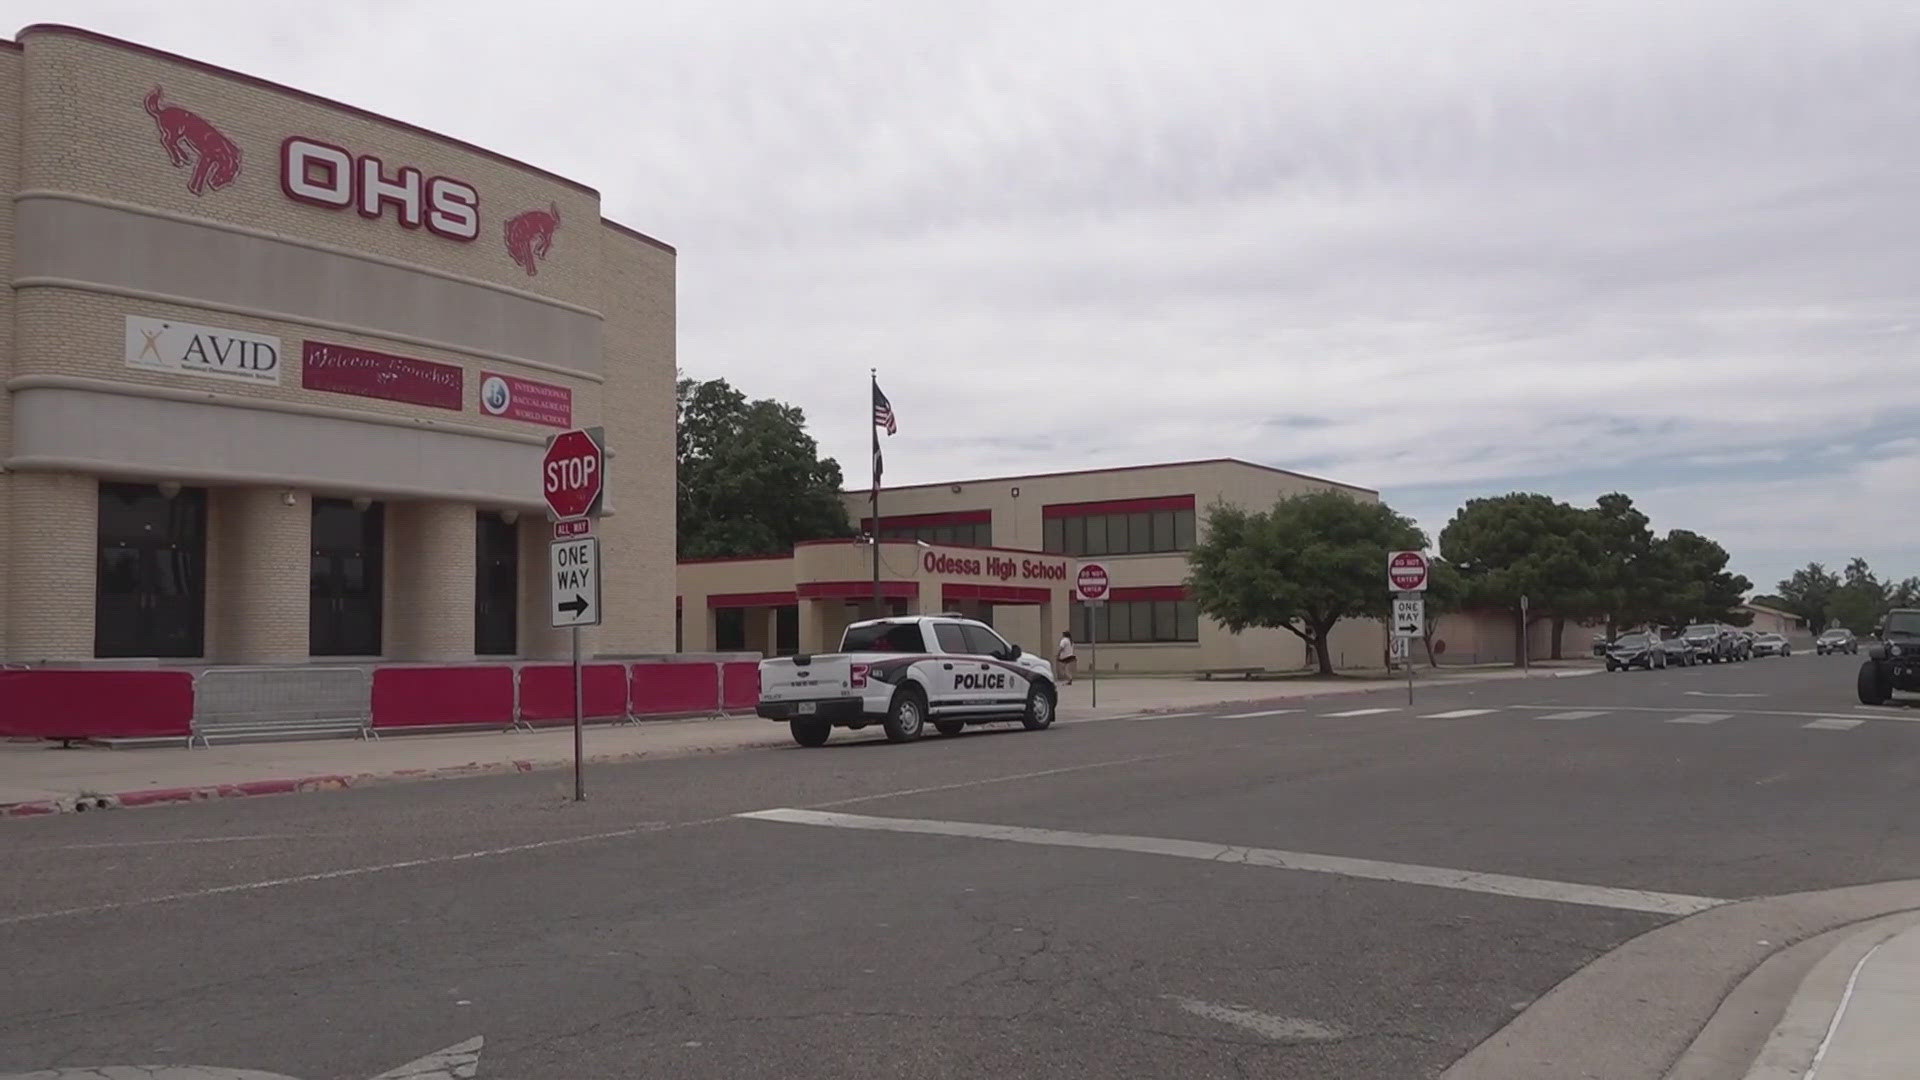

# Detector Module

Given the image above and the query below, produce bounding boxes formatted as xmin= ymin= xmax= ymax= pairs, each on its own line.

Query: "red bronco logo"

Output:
xmin=144 ymin=87 xmax=242 ymax=196
xmin=504 ymin=203 xmax=560 ymax=276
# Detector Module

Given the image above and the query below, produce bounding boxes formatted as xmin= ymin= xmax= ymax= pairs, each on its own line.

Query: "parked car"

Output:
xmin=1606 ymin=632 xmax=1668 ymax=672
xmin=1817 ymin=628 xmax=1858 ymax=655
xmin=1658 ymin=634 xmax=1698 ymax=667
xmin=1857 ymin=609 xmax=1920 ymax=705
xmin=1681 ymin=623 xmax=1738 ymax=664
xmin=1750 ymin=632 xmax=1791 ymax=657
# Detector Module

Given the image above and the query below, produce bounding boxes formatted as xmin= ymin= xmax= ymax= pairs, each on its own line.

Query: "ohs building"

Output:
xmin=0 ymin=26 xmax=675 ymax=668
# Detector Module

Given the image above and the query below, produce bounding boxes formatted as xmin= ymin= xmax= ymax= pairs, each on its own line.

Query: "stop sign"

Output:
xmin=1075 ymin=562 xmax=1111 ymax=603
xmin=1387 ymin=550 xmax=1428 ymax=592
xmin=542 ymin=428 xmax=604 ymax=520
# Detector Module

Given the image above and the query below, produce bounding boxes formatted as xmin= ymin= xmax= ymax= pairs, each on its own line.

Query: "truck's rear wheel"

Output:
xmin=935 ymin=720 xmax=966 ymax=736
xmin=790 ymin=718 xmax=832 ymax=747
xmin=884 ymin=688 xmax=926 ymax=743
xmin=1022 ymin=684 xmax=1057 ymax=731
xmin=1859 ymin=661 xmax=1892 ymax=706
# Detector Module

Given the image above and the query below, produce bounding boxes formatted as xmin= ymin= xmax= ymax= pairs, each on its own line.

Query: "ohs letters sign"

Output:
xmin=280 ymin=136 xmax=480 ymax=242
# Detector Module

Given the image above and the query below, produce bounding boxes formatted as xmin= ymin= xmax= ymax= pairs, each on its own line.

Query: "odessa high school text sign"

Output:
xmin=922 ymin=550 xmax=1069 ymax=583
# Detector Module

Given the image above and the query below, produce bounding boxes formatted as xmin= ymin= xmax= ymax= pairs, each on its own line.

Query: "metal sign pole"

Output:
xmin=1091 ymin=607 xmax=1099 ymax=709
xmin=572 ymin=625 xmax=584 ymax=802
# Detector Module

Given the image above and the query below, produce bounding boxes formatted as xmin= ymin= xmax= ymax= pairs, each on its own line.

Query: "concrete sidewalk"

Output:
xmin=0 ymin=666 xmax=1585 ymax=817
xmin=1745 ymin=919 xmax=1920 ymax=1079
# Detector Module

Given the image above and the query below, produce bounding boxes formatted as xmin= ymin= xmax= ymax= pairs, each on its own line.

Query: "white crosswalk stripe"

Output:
xmin=1323 ymin=707 xmax=1400 ymax=717
xmin=1537 ymin=710 xmax=1608 ymax=720
xmin=1420 ymin=709 xmax=1497 ymax=719
xmin=1666 ymin=713 xmax=1731 ymax=725
xmin=1219 ymin=709 xmax=1302 ymax=719
xmin=1804 ymin=718 xmax=1867 ymax=731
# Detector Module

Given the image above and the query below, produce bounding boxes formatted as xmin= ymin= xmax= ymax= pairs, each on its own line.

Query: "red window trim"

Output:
xmin=1042 ymin=495 xmax=1195 ymax=519
xmin=707 ymin=591 xmax=798 ymax=609
xmin=942 ymin=583 xmax=1052 ymax=605
xmin=862 ymin=509 xmax=991 ymax=531
xmin=796 ymin=580 xmax=920 ymax=600
xmin=1105 ymin=585 xmax=1189 ymax=602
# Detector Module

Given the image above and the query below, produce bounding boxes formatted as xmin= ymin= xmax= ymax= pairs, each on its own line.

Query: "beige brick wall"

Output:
xmin=385 ymin=500 xmax=476 ymax=662
xmin=516 ymin=514 xmax=570 ymax=660
xmin=6 ymin=472 xmax=97 ymax=659
xmin=0 ymin=45 xmax=21 ymax=656
xmin=19 ymin=28 xmax=607 ymax=307
xmin=204 ymin=486 xmax=309 ymax=663
xmin=593 ymin=230 xmax=676 ymax=657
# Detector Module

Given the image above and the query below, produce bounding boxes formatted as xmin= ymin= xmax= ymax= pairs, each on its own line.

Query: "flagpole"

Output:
xmin=871 ymin=368 xmax=881 ymax=618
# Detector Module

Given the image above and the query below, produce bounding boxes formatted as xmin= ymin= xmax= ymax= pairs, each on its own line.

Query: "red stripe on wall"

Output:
xmin=707 ymin=591 xmax=798 ymax=608
xmin=797 ymin=580 xmax=920 ymax=600
xmin=861 ymin=509 xmax=991 ymax=530
xmin=943 ymin=583 xmax=1052 ymax=605
xmin=1042 ymin=494 xmax=1195 ymax=518
xmin=1107 ymin=585 xmax=1189 ymax=602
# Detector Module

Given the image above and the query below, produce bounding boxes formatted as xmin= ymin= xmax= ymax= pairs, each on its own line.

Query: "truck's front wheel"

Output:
xmin=790 ymin=718 xmax=832 ymax=747
xmin=1859 ymin=661 xmax=1892 ymax=706
xmin=884 ymin=688 xmax=927 ymax=743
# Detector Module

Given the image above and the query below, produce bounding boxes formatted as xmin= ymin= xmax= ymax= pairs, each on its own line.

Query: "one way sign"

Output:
xmin=1392 ymin=597 xmax=1424 ymax=638
xmin=549 ymin=537 xmax=601 ymax=628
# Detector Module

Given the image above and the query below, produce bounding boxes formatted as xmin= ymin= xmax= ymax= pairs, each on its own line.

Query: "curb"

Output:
xmin=0 ymin=734 xmax=795 ymax=820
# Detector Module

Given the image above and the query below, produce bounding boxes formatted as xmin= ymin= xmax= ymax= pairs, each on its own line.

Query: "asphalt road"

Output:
xmin=3 ymin=650 xmax=1915 ymax=1079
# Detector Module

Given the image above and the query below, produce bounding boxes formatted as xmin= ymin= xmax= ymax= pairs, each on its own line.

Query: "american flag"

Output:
xmin=872 ymin=383 xmax=898 ymax=436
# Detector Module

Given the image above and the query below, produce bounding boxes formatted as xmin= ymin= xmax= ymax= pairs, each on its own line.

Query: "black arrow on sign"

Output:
xmin=559 ymin=595 xmax=590 ymax=617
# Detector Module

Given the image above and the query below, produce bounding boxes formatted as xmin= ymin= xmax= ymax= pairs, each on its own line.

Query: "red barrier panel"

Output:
xmin=630 ymin=662 xmax=721 ymax=717
xmin=518 ymin=663 xmax=627 ymax=722
xmin=0 ymin=670 xmax=193 ymax=740
xmin=722 ymin=662 xmax=760 ymax=711
xmin=372 ymin=666 xmax=515 ymax=729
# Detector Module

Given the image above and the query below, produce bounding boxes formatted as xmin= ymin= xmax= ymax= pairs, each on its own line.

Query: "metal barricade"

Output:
xmin=190 ymin=666 xmax=373 ymax=747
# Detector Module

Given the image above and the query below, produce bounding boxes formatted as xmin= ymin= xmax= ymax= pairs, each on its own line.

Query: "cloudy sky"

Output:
xmin=24 ymin=0 xmax=1919 ymax=591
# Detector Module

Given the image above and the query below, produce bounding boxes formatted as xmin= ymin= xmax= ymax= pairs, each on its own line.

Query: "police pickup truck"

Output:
xmin=756 ymin=615 xmax=1059 ymax=747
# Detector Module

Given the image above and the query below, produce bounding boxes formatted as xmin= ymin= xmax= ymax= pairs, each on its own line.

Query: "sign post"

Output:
xmin=1075 ymin=562 xmax=1111 ymax=708
xmin=1520 ymin=593 xmax=1530 ymax=676
xmin=543 ymin=427 xmax=606 ymax=802
xmin=1387 ymin=552 xmax=1429 ymax=706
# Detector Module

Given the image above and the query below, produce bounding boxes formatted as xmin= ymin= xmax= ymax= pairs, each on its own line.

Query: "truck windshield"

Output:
xmin=1884 ymin=612 xmax=1920 ymax=637
xmin=840 ymin=622 xmax=927 ymax=653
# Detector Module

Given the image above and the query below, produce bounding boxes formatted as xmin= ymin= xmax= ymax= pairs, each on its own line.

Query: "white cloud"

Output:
xmin=17 ymin=0 xmax=1920 ymax=587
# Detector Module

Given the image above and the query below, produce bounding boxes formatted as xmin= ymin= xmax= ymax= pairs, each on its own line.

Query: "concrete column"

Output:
xmin=386 ymin=501 xmax=477 ymax=662
xmin=517 ymin=515 xmax=569 ymax=660
xmin=5 ymin=472 xmax=96 ymax=661
xmin=205 ymin=488 xmax=310 ymax=663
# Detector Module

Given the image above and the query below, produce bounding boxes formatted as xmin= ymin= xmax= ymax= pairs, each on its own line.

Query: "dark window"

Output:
xmin=1069 ymin=599 xmax=1200 ymax=643
xmin=961 ymin=624 xmax=1010 ymax=656
xmin=934 ymin=624 xmax=970 ymax=653
xmin=474 ymin=513 xmax=518 ymax=656
xmin=95 ymin=482 xmax=206 ymax=658
xmin=842 ymin=621 xmax=928 ymax=653
xmin=714 ymin=607 xmax=747 ymax=651
xmin=775 ymin=605 xmax=799 ymax=655
xmin=1042 ymin=501 xmax=1197 ymax=557
xmin=310 ymin=499 xmax=384 ymax=656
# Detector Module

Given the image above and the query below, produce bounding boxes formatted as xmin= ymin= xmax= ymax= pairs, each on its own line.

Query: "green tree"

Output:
xmin=1776 ymin=563 xmax=1841 ymax=634
xmin=676 ymin=376 xmax=853 ymax=559
xmin=1438 ymin=493 xmax=1603 ymax=663
xmin=1186 ymin=492 xmax=1425 ymax=675
xmin=1830 ymin=557 xmax=1891 ymax=635
xmin=1417 ymin=557 xmax=1465 ymax=668
xmin=1891 ymin=577 xmax=1920 ymax=610
xmin=1588 ymin=492 xmax=1656 ymax=637
xmin=1643 ymin=530 xmax=1753 ymax=627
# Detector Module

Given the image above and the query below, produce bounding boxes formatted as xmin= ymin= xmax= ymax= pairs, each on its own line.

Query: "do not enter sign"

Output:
xmin=1076 ymin=562 xmax=1111 ymax=603
xmin=542 ymin=427 xmax=605 ymax=520
xmin=1388 ymin=550 xmax=1428 ymax=592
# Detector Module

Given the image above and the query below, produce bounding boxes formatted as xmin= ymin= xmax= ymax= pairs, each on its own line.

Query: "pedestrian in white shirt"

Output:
xmin=1056 ymin=631 xmax=1077 ymax=685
